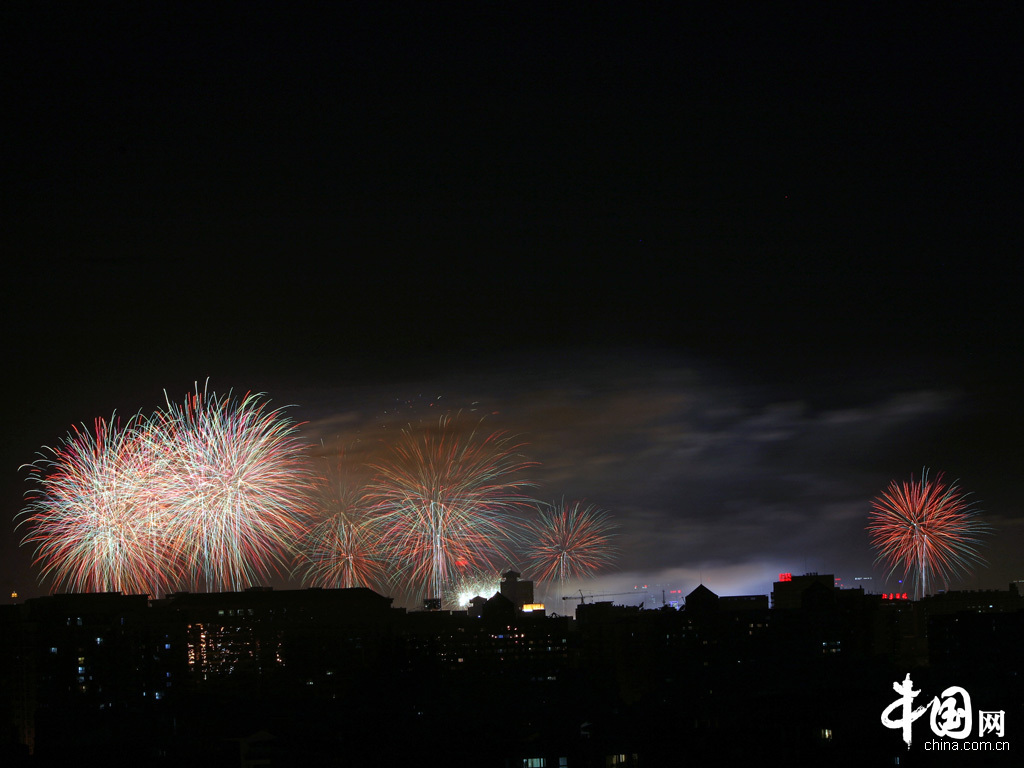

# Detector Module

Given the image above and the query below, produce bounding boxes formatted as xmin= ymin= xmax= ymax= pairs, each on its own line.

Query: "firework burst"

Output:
xmin=19 ymin=414 xmax=177 ymax=595
xmin=524 ymin=500 xmax=618 ymax=589
xmin=367 ymin=416 xmax=533 ymax=603
xmin=19 ymin=386 xmax=313 ymax=596
xmin=155 ymin=388 xmax=313 ymax=592
xmin=868 ymin=469 xmax=990 ymax=599
xmin=297 ymin=512 xmax=389 ymax=590
xmin=295 ymin=457 xmax=388 ymax=590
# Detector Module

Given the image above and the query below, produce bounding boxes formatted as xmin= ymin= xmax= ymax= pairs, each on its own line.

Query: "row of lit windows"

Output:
xmin=522 ymin=756 xmax=634 ymax=767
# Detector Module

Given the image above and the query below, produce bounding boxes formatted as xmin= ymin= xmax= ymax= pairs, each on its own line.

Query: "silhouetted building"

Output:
xmin=499 ymin=570 xmax=534 ymax=609
xmin=467 ymin=594 xmax=489 ymax=618
xmin=4 ymin=577 xmax=1020 ymax=766
xmin=771 ymin=572 xmax=837 ymax=609
xmin=683 ymin=583 xmax=718 ymax=614
xmin=920 ymin=582 xmax=1023 ymax=616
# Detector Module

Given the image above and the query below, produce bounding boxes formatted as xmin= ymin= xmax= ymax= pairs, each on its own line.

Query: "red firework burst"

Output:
xmin=868 ymin=469 xmax=990 ymax=599
xmin=295 ymin=457 xmax=389 ymax=591
xmin=524 ymin=500 xmax=618 ymax=588
xmin=366 ymin=415 xmax=534 ymax=602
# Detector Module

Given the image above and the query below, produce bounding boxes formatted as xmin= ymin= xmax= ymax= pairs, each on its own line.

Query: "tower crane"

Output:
xmin=561 ymin=590 xmax=644 ymax=605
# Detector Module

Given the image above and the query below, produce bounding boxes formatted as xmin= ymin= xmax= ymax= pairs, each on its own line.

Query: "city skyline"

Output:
xmin=4 ymin=569 xmax=1020 ymax=764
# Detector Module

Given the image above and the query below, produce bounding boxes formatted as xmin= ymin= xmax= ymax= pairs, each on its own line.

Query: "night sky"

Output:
xmin=4 ymin=4 xmax=1022 ymax=605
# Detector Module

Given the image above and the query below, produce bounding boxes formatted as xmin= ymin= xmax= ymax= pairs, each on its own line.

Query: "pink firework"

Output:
xmin=19 ymin=414 xmax=177 ymax=595
xmin=155 ymin=387 xmax=314 ymax=593
xmin=20 ymin=387 xmax=314 ymax=596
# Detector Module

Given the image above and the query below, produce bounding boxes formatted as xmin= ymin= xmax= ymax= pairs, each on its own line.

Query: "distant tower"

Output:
xmin=500 ymin=570 xmax=534 ymax=609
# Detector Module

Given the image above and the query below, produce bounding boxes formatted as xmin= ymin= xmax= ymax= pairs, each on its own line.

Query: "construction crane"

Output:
xmin=562 ymin=590 xmax=644 ymax=605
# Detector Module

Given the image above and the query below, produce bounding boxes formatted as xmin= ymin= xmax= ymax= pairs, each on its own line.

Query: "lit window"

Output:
xmin=523 ymin=759 xmax=545 ymax=768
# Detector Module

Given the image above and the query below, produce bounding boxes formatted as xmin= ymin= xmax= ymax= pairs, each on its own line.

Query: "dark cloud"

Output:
xmin=287 ymin=349 xmax=1013 ymax=604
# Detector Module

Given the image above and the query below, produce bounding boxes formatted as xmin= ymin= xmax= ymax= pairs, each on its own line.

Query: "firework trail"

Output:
xmin=367 ymin=415 xmax=533 ymax=603
xmin=524 ymin=500 xmax=618 ymax=590
xmin=19 ymin=414 xmax=177 ymax=595
xmin=295 ymin=456 xmax=389 ymax=590
xmin=155 ymin=387 xmax=313 ymax=593
xmin=868 ymin=469 xmax=990 ymax=600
